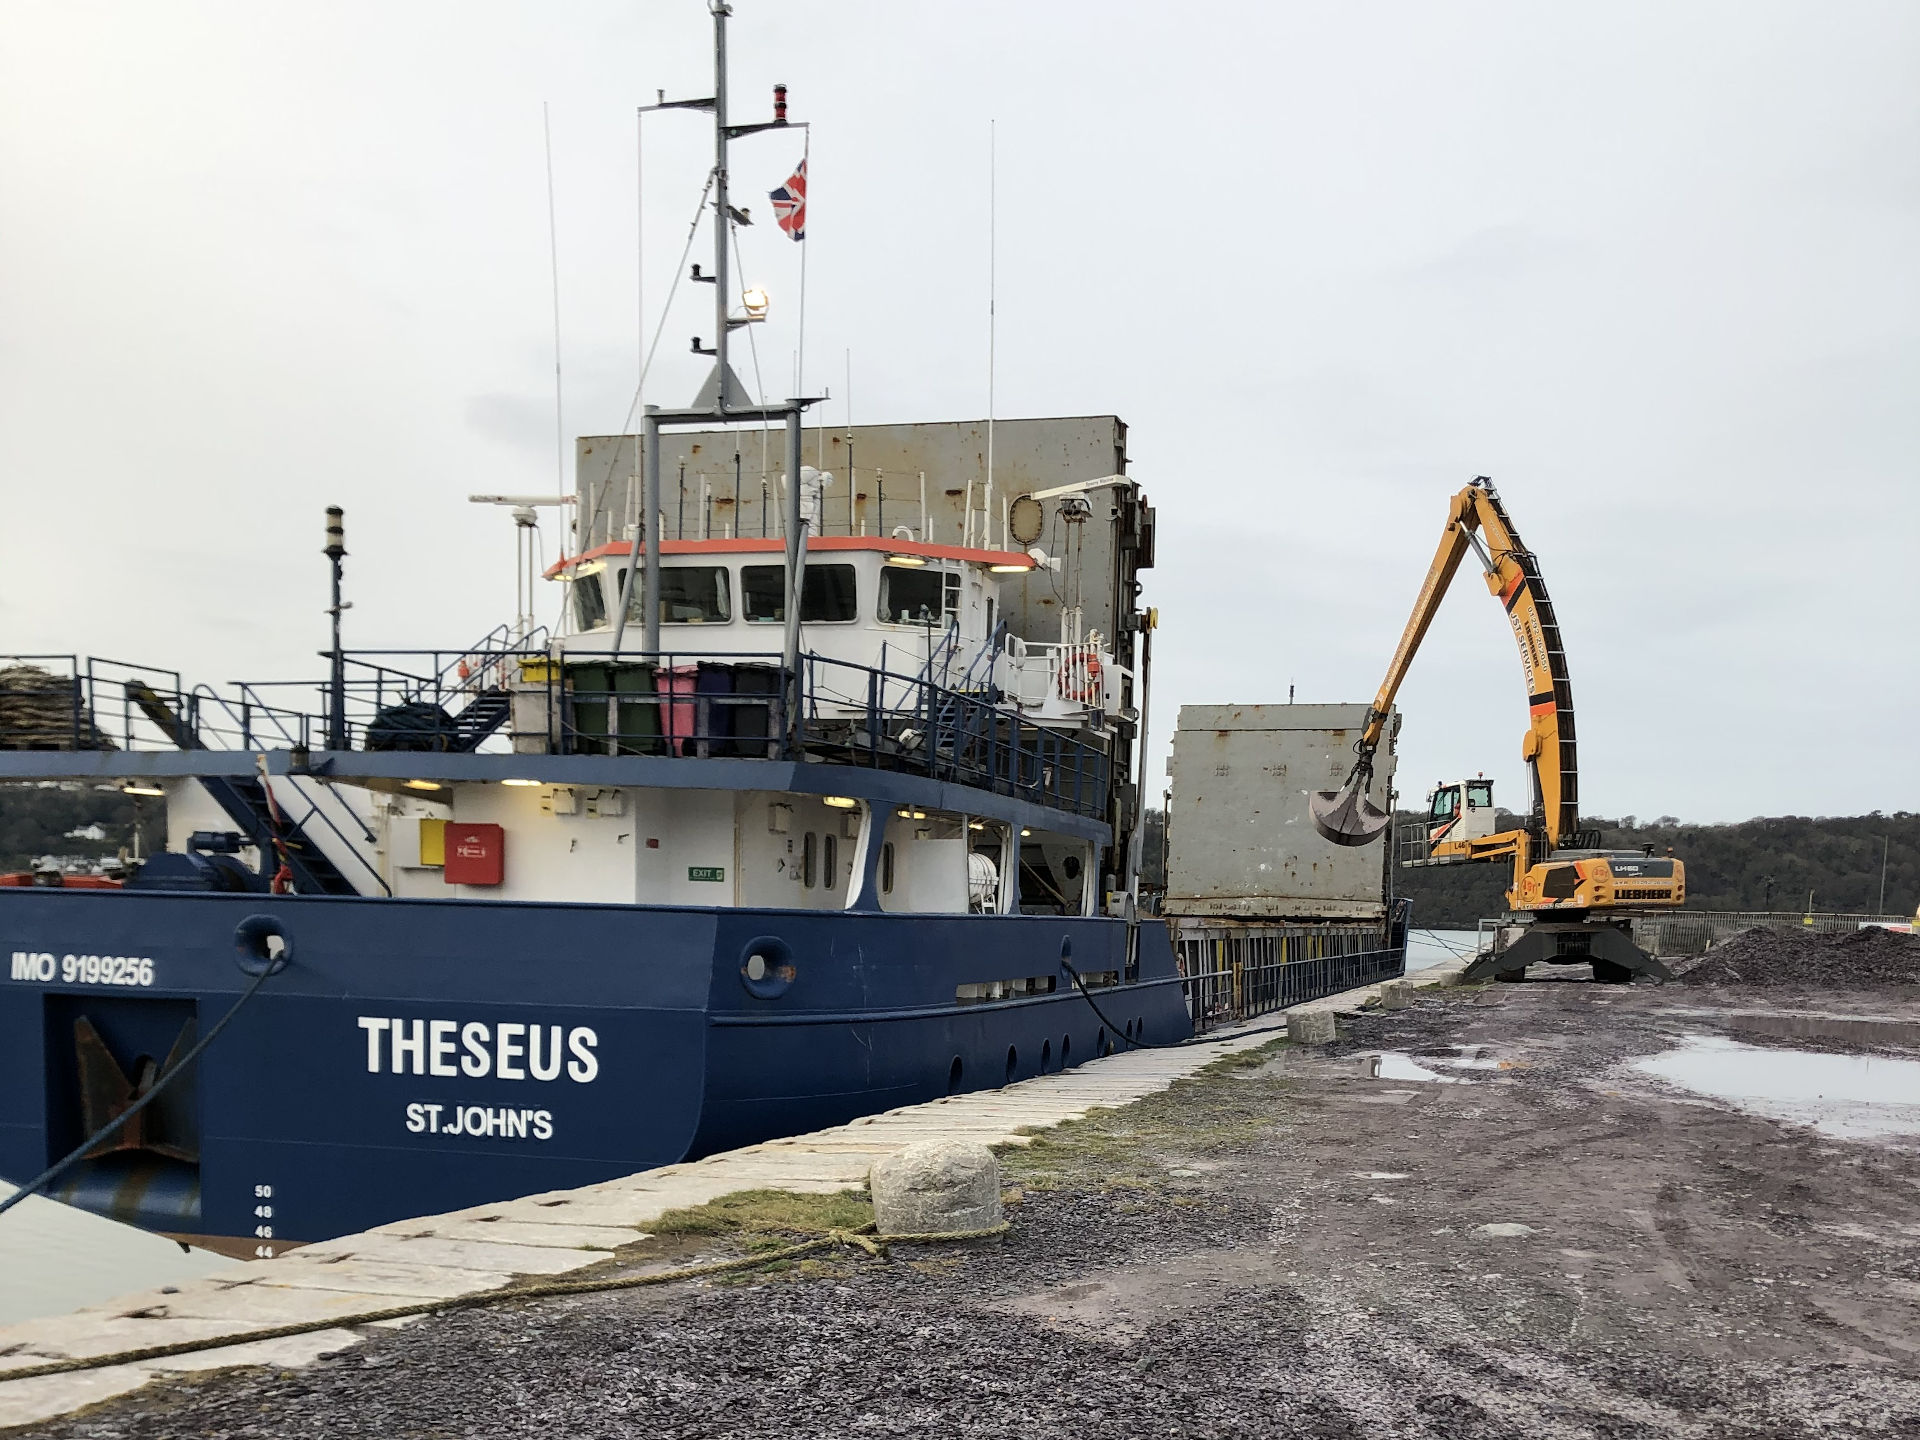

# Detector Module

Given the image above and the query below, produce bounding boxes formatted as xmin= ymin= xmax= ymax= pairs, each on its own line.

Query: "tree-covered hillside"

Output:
xmin=0 ymin=782 xmax=165 ymax=871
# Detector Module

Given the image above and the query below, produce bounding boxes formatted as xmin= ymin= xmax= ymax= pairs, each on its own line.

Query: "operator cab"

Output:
xmin=1426 ymin=776 xmax=1497 ymax=846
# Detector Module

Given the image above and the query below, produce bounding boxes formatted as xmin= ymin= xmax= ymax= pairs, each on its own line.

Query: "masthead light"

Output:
xmin=740 ymin=286 xmax=770 ymax=319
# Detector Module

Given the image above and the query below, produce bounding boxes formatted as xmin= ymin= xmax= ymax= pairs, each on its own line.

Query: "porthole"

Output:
xmin=1004 ymin=1045 xmax=1018 ymax=1086
xmin=1060 ymin=1034 xmax=1072 ymax=1068
xmin=823 ymin=833 xmax=837 ymax=890
xmin=1040 ymin=1038 xmax=1052 ymax=1072
xmin=802 ymin=832 xmax=818 ymax=889
xmin=947 ymin=1055 xmax=963 ymax=1095
xmin=1063 ymin=854 xmax=1082 ymax=880
xmin=1097 ymin=1026 xmax=1110 ymax=1057
xmin=881 ymin=841 xmax=895 ymax=894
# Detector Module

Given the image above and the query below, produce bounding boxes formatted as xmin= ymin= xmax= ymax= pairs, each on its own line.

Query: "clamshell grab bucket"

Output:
xmin=1309 ymin=778 xmax=1391 ymax=847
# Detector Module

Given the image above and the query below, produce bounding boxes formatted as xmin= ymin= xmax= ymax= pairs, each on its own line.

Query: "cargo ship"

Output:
xmin=0 ymin=4 xmax=1403 ymax=1256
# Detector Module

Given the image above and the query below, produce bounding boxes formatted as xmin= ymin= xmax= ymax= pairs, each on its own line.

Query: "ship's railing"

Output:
xmin=557 ymin=649 xmax=1111 ymax=820
xmin=0 ymin=655 xmax=321 ymax=754
xmin=1171 ymin=906 xmax=1410 ymax=1034
xmin=2 ymin=647 xmax=1114 ymax=821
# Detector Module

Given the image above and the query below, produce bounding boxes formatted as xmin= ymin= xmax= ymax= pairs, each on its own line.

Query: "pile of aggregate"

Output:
xmin=1678 ymin=924 xmax=1920 ymax=989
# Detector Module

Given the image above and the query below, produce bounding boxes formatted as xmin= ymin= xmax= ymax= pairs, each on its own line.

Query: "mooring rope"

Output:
xmin=1058 ymin=957 xmax=1180 ymax=1052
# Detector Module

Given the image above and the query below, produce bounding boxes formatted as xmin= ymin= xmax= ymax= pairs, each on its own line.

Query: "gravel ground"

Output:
xmin=20 ymin=978 xmax=1920 ymax=1439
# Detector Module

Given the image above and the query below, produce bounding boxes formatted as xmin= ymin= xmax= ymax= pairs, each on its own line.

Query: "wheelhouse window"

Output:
xmin=741 ymin=563 xmax=858 ymax=624
xmin=878 ymin=566 xmax=946 ymax=625
xmin=571 ymin=568 xmax=608 ymax=631
xmin=621 ymin=566 xmax=731 ymax=624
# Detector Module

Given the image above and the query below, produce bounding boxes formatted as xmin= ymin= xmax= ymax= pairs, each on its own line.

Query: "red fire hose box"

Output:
xmin=443 ymin=822 xmax=505 ymax=886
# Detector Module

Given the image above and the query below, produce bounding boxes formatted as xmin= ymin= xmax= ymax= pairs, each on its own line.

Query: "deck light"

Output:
xmin=404 ymin=779 xmax=444 ymax=792
xmin=740 ymin=286 xmax=770 ymax=319
xmin=121 ymin=783 xmax=166 ymax=798
xmin=967 ymin=821 xmax=985 ymax=831
xmin=502 ymin=778 xmax=540 ymax=787
xmin=822 ymin=796 xmax=858 ymax=809
xmin=988 ymin=562 xmax=1031 ymax=573
xmin=885 ymin=553 xmax=927 ymax=567
xmin=1020 ymin=828 xmax=1033 ymax=837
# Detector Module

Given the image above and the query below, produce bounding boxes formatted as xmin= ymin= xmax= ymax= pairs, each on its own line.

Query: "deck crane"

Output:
xmin=1310 ymin=477 xmax=1684 ymax=983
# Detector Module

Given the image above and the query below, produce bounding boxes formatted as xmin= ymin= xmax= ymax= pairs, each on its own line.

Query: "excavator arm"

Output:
xmin=1312 ymin=476 xmax=1579 ymax=849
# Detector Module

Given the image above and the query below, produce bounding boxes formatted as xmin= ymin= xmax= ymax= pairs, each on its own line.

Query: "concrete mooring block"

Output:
xmin=1289 ymin=1009 xmax=1337 ymax=1046
xmin=1377 ymin=980 xmax=1413 ymax=1010
xmin=869 ymin=1139 xmax=1003 ymax=1238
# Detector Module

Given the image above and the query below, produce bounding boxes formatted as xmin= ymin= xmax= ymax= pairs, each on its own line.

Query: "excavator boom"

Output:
xmin=1311 ymin=477 xmax=1578 ymax=849
xmin=1311 ymin=475 xmax=1682 ymax=985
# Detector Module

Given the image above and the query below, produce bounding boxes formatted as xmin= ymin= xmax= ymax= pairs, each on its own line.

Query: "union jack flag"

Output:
xmin=769 ymin=158 xmax=806 ymax=241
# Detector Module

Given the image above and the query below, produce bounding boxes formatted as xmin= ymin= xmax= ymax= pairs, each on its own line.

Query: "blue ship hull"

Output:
xmin=0 ymin=889 xmax=1191 ymax=1248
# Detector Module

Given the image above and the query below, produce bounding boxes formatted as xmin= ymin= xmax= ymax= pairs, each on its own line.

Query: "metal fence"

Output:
xmin=1172 ymin=913 xmax=1408 ymax=1034
xmin=1631 ymin=910 xmax=1911 ymax=958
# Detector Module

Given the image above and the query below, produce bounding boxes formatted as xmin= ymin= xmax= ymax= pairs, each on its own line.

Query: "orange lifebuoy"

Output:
xmin=1058 ymin=652 xmax=1102 ymax=704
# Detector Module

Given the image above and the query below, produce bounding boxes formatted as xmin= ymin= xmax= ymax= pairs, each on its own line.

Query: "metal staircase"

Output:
xmin=125 ymin=681 xmax=365 ymax=896
xmin=446 ymin=688 xmax=512 ymax=752
xmin=196 ymin=775 xmax=360 ymax=895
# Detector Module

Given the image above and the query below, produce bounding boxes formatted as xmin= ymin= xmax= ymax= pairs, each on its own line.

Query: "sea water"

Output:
xmin=0 ymin=1183 xmax=232 ymax=1326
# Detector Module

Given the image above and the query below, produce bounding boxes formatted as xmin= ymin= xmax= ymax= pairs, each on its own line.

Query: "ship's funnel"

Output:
xmin=1310 ymin=776 xmax=1391 ymax=847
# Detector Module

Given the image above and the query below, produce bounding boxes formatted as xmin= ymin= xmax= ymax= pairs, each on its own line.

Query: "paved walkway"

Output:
xmin=0 ymin=959 xmax=1464 ymax=1428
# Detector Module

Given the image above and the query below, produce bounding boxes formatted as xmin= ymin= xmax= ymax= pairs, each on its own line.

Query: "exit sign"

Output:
xmin=688 ymin=866 xmax=726 ymax=883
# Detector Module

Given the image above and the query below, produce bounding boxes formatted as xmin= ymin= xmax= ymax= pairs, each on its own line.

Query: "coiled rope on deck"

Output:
xmin=0 ymin=1223 xmax=1009 ymax=1384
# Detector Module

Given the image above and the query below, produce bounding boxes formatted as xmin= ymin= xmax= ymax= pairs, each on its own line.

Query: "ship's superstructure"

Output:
xmin=0 ymin=6 xmax=1399 ymax=1257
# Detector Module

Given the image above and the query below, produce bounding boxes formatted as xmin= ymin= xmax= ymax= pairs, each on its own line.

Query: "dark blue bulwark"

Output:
xmin=0 ymin=888 xmax=1192 ymax=1246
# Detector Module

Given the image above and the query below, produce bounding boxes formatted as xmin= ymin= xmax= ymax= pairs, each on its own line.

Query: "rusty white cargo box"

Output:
xmin=1164 ymin=703 xmax=1399 ymax=922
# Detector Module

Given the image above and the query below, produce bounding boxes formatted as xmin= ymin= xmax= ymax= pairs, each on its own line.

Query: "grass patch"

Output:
xmin=646 ymin=1187 xmax=874 ymax=1250
xmin=1004 ymin=1037 xmax=1299 ymax=1189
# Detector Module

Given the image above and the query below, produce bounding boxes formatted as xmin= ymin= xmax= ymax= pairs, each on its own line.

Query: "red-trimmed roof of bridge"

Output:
xmin=544 ymin=535 xmax=1036 ymax=580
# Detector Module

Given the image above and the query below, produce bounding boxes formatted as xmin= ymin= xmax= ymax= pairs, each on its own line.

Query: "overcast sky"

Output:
xmin=3 ymin=1 xmax=1914 ymax=823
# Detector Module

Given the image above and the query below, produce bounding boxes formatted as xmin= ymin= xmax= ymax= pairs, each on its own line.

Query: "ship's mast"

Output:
xmin=710 ymin=1 xmax=731 ymax=399
xmin=614 ymin=1 xmax=820 ymax=743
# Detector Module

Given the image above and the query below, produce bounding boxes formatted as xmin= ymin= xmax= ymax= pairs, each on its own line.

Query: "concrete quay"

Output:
xmin=0 ymin=958 xmax=1462 ymax=1430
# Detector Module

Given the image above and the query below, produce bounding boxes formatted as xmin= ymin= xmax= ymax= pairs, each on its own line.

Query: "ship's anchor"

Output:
xmin=72 ymin=1014 xmax=200 ymax=1163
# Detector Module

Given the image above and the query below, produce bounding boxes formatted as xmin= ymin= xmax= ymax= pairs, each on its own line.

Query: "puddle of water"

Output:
xmin=1659 ymin=1008 xmax=1920 ymax=1048
xmin=1426 ymin=1045 xmax=1509 ymax=1071
xmin=1634 ymin=1034 xmax=1920 ymax=1142
xmin=1732 ymin=1013 xmax=1920 ymax=1048
xmin=1365 ymin=1052 xmax=1467 ymax=1084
